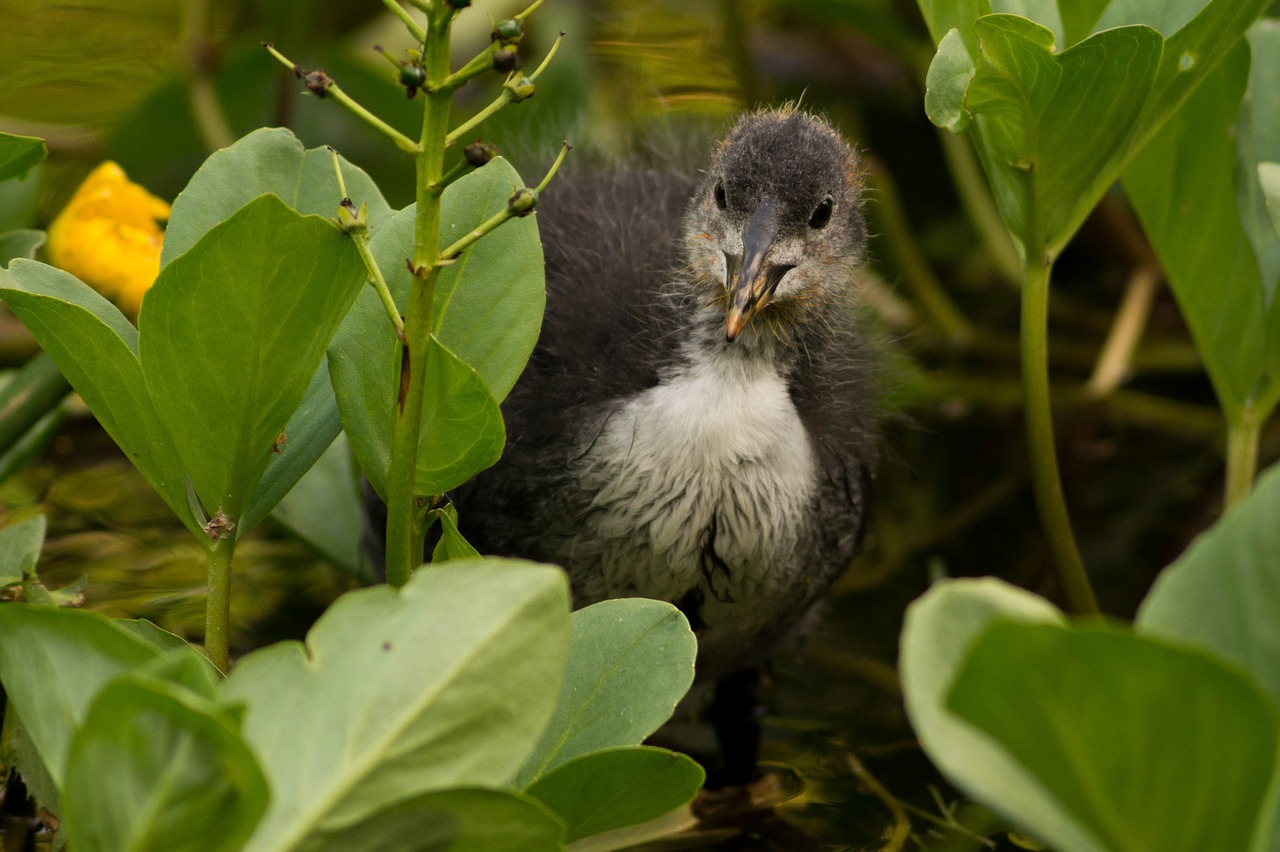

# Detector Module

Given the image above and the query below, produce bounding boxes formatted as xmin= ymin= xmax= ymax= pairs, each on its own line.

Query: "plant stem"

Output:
xmin=1086 ymin=264 xmax=1159 ymax=398
xmin=1021 ymin=255 xmax=1100 ymax=616
xmin=378 ymin=0 xmax=426 ymax=43
xmin=384 ymin=5 xmax=454 ymax=587
xmin=204 ymin=536 xmax=235 ymax=671
xmin=1224 ymin=402 xmax=1262 ymax=508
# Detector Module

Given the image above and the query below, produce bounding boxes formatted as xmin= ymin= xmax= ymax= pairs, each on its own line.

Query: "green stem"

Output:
xmin=378 ymin=0 xmax=426 ymax=43
xmin=204 ymin=535 xmax=235 ymax=672
xmin=1224 ymin=403 xmax=1262 ymax=508
xmin=384 ymin=5 xmax=454 ymax=587
xmin=353 ymin=228 xmax=405 ymax=338
xmin=264 ymin=43 xmax=421 ymax=154
xmin=1022 ymin=255 xmax=1100 ymax=616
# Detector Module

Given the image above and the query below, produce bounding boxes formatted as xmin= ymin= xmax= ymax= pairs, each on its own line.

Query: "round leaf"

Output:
xmin=222 ymin=560 xmax=570 ymax=852
xmin=64 ymin=677 xmax=268 ymax=852
xmin=514 ymin=598 xmax=696 ymax=788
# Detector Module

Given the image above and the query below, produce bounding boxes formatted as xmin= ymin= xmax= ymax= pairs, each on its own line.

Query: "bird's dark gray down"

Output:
xmin=457 ymin=108 xmax=881 ymax=680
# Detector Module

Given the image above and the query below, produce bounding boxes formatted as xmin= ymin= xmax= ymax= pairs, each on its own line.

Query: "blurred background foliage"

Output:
xmin=2 ymin=0 xmax=1279 ymax=847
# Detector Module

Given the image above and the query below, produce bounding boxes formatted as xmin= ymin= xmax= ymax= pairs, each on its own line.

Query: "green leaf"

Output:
xmin=0 ymin=260 xmax=194 ymax=531
xmin=0 ymin=133 xmax=45 ymax=183
xmin=0 ymin=229 xmax=45 ymax=267
xmin=64 ymin=677 xmax=267 ymax=852
xmin=526 ymin=746 xmax=703 ymax=843
xmin=294 ymin=788 xmax=564 ymax=852
xmin=332 ymin=333 xmax=505 ymax=500
xmin=0 ymin=605 xmax=159 ymax=786
xmin=269 ymin=431 xmax=363 ymax=574
xmin=924 ymin=29 xmax=975 ymax=132
xmin=1261 ymin=161 xmax=1280 ymax=238
xmin=365 ymin=158 xmax=545 ymax=401
xmin=1237 ymin=20 xmax=1280 ymax=308
xmin=0 ymin=514 xmax=45 ymax=586
xmin=161 ymin=127 xmax=393 ymax=263
xmin=1137 ymin=461 xmax=1280 ymax=706
xmin=139 ymin=194 xmax=365 ymax=522
xmin=1123 ymin=43 xmax=1280 ymax=417
xmin=160 ymin=127 xmax=392 ymax=529
xmin=920 ymin=0 xmax=1271 ymax=257
xmin=134 ymin=644 xmax=223 ymax=701
xmin=514 ymin=599 xmax=696 ymax=788
xmin=948 ymin=621 xmax=1279 ymax=852
xmin=430 ymin=502 xmax=482 ymax=563
xmin=897 ymin=579 xmax=1088 ymax=850
xmin=965 ymin=15 xmax=1163 ymax=253
xmin=241 ymin=360 xmax=345 ymax=534
xmin=222 ymin=560 xmax=570 ymax=852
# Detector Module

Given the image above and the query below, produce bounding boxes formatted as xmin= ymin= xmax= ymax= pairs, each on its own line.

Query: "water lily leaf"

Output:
xmin=0 ymin=605 xmax=159 ymax=787
xmin=139 ymin=194 xmax=364 ymax=523
xmin=222 ymin=560 xmax=570 ymax=852
xmin=0 ymin=132 xmax=45 ymax=183
xmin=949 ymin=621 xmax=1278 ymax=852
xmin=0 ymin=514 xmax=45 ymax=586
xmin=1138 ymin=461 xmax=1280 ymax=706
xmin=526 ymin=746 xmax=703 ymax=843
xmin=64 ymin=676 xmax=267 ymax=852
xmin=296 ymin=788 xmax=563 ymax=852
xmin=0 ymin=260 xmax=193 ymax=530
xmin=898 ymin=579 xmax=1085 ymax=850
xmin=1123 ymin=42 xmax=1280 ymax=418
xmin=514 ymin=598 xmax=696 ymax=788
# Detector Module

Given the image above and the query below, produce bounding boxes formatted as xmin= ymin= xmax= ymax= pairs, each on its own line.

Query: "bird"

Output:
xmin=451 ymin=107 xmax=882 ymax=781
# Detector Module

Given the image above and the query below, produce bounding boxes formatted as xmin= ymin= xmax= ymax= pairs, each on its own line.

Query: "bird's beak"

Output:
xmin=726 ymin=197 xmax=781 ymax=342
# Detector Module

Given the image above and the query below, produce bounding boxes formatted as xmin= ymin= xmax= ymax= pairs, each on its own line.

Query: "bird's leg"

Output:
xmin=705 ymin=665 xmax=766 ymax=788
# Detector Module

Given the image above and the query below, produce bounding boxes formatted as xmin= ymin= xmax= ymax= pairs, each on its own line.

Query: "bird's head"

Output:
xmin=687 ymin=109 xmax=866 ymax=342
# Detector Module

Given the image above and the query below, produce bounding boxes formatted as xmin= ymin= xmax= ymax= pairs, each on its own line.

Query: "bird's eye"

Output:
xmin=713 ymin=180 xmax=727 ymax=210
xmin=809 ymin=196 xmax=834 ymax=229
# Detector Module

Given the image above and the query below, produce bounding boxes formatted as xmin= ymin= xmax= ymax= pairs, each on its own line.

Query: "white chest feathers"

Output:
xmin=573 ymin=349 xmax=819 ymax=604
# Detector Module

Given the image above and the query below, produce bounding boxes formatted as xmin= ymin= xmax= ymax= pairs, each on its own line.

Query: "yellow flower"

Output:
xmin=45 ymin=162 xmax=170 ymax=319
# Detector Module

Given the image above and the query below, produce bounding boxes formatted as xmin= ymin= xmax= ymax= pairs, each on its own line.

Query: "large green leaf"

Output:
xmin=0 ymin=260 xmax=194 ymax=531
xmin=1236 ymin=20 xmax=1280 ymax=308
xmin=222 ymin=560 xmax=570 ymax=852
xmin=0 ymin=132 xmax=45 ymax=183
xmin=0 ymin=514 xmax=45 ymax=587
xmin=63 ymin=676 xmax=268 ymax=852
xmin=897 ymin=579 xmax=1087 ymax=849
xmin=139 ymin=194 xmax=364 ymax=522
xmin=293 ymin=789 xmax=564 ymax=852
xmin=514 ymin=599 xmax=696 ymax=788
xmin=0 ymin=605 xmax=159 ymax=786
xmin=161 ymin=127 xmax=393 ymax=263
xmin=920 ymin=0 xmax=1271 ymax=257
xmin=526 ymin=746 xmax=703 ymax=843
xmin=1123 ymin=42 xmax=1280 ymax=417
xmin=1137 ymin=461 xmax=1280 ymax=706
xmin=159 ymin=127 xmax=393 ymax=531
xmin=949 ymin=621 xmax=1278 ymax=852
